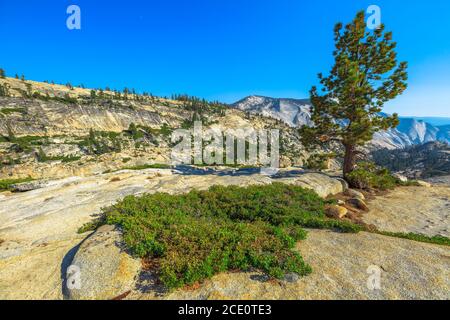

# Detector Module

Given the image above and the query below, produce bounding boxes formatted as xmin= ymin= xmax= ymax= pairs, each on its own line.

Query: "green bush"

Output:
xmin=85 ymin=183 xmax=362 ymax=289
xmin=122 ymin=163 xmax=172 ymax=170
xmin=346 ymin=162 xmax=398 ymax=190
xmin=0 ymin=107 xmax=26 ymax=115
xmin=0 ymin=177 xmax=34 ymax=191
xmin=4 ymin=135 xmax=46 ymax=153
xmin=37 ymin=147 xmax=81 ymax=163
xmin=398 ymin=180 xmax=421 ymax=187
xmin=78 ymin=129 xmax=122 ymax=155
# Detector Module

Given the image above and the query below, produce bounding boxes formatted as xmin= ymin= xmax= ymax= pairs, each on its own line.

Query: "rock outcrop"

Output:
xmin=364 ymin=184 xmax=450 ymax=237
xmin=0 ymin=169 xmax=344 ymax=300
xmin=66 ymin=225 xmax=141 ymax=300
xmin=276 ymin=172 xmax=346 ymax=198
xmin=347 ymin=198 xmax=369 ymax=211
xmin=1 ymin=170 xmax=449 ymax=300
xmin=9 ymin=180 xmax=49 ymax=192
xmin=345 ymin=189 xmax=365 ymax=200
xmin=325 ymin=205 xmax=348 ymax=219
xmin=131 ymin=230 xmax=450 ymax=300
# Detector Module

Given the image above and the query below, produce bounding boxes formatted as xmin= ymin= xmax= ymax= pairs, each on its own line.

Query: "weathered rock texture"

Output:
xmin=0 ymin=77 xmax=316 ymax=181
xmin=364 ymin=184 xmax=450 ymax=237
xmin=0 ymin=170 xmax=343 ymax=300
xmin=131 ymin=230 xmax=449 ymax=300
xmin=67 ymin=225 xmax=141 ymax=300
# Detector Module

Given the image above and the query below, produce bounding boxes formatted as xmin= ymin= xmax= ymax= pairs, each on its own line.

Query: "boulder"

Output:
xmin=284 ymin=272 xmax=300 ymax=283
xmin=393 ymin=173 xmax=408 ymax=183
xmin=335 ymin=178 xmax=349 ymax=192
xmin=325 ymin=205 xmax=348 ymax=219
xmin=10 ymin=180 xmax=48 ymax=192
xmin=66 ymin=225 xmax=141 ymax=300
xmin=347 ymin=198 xmax=369 ymax=211
xmin=345 ymin=189 xmax=365 ymax=200
xmin=288 ymin=173 xmax=345 ymax=198
xmin=279 ymin=156 xmax=293 ymax=169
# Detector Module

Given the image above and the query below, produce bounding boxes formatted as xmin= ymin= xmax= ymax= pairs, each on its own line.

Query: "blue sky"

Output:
xmin=0 ymin=0 xmax=449 ymax=116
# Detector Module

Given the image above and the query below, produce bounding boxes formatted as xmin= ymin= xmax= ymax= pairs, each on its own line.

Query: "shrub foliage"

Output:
xmin=90 ymin=183 xmax=362 ymax=289
xmin=346 ymin=162 xmax=398 ymax=190
xmin=0 ymin=177 xmax=34 ymax=191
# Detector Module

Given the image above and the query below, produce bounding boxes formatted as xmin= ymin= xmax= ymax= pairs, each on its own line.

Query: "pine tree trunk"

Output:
xmin=343 ymin=143 xmax=356 ymax=179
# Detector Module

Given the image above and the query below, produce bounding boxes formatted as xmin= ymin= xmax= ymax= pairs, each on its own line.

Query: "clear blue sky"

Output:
xmin=1 ymin=0 xmax=449 ymax=116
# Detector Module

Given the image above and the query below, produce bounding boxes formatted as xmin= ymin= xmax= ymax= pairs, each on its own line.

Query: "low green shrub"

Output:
xmin=0 ymin=177 xmax=34 ymax=191
xmin=376 ymin=231 xmax=450 ymax=247
xmin=122 ymin=163 xmax=172 ymax=170
xmin=397 ymin=180 xmax=421 ymax=187
xmin=0 ymin=107 xmax=26 ymax=115
xmin=346 ymin=162 xmax=398 ymax=190
xmin=37 ymin=147 xmax=81 ymax=163
xmin=84 ymin=183 xmax=363 ymax=289
xmin=5 ymin=135 xmax=47 ymax=153
xmin=78 ymin=129 xmax=122 ymax=155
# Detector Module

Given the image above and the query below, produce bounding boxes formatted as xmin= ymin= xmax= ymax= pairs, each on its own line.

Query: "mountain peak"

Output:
xmin=231 ymin=95 xmax=450 ymax=148
xmin=231 ymin=96 xmax=312 ymax=127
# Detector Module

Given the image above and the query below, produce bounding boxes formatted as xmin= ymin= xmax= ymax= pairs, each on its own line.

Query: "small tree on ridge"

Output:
xmin=300 ymin=11 xmax=408 ymax=185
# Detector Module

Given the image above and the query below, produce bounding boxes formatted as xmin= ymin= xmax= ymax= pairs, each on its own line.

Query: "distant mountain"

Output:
xmin=437 ymin=125 xmax=450 ymax=142
xmin=232 ymin=96 xmax=313 ymax=127
xmin=231 ymin=95 xmax=450 ymax=149
xmin=372 ymin=141 xmax=450 ymax=178
xmin=408 ymin=117 xmax=450 ymax=127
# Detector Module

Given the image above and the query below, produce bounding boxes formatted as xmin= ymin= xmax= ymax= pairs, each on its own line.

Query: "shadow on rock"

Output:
xmin=134 ymin=270 xmax=168 ymax=297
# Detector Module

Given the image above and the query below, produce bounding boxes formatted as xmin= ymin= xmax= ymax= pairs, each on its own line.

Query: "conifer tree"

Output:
xmin=300 ymin=11 xmax=408 ymax=184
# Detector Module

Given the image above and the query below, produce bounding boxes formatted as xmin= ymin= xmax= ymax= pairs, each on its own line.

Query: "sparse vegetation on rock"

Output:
xmin=83 ymin=183 xmax=363 ymax=289
xmin=346 ymin=162 xmax=398 ymax=190
xmin=0 ymin=177 xmax=34 ymax=191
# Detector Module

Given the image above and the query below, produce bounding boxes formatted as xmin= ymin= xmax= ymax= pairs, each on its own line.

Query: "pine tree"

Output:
xmin=0 ymin=68 xmax=5 ymax=78
xmin=128 ymin=122 xmax=142 ymax=140
xmin=0 ymin=83 xmax=9 ymax=96
xmin=300 ymin=11 xmax=408 ymax=184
